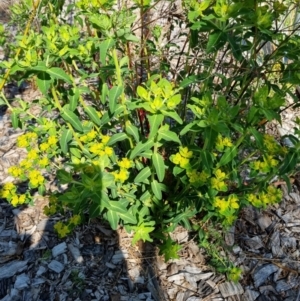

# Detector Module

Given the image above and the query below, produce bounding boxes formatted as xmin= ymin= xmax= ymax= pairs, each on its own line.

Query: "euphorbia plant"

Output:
xmin=0 ymin=0 xmax=300 ymax=271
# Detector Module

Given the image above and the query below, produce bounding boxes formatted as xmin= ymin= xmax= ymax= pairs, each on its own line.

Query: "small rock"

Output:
xmin=243 ymin=288 xmax=260 ymax=301
xmin=0 ymin=260 xmax=28 ymax=279
xmin=68 ymin=243 xmax=83 ymax=263
xmin=36 ymin=266 xmax=47 ymax=276
xmin=105 ymin=262 xmax=116 ymax=269
xmin=52 ymin=242 xmax=67 ymax=257
xmin=48 ymin=260 xmax=64 ymax=273
xmin=253 ymin=264 xmax=278 ymax=288
xmin=14 ymin=273 xmax=30 ymax=290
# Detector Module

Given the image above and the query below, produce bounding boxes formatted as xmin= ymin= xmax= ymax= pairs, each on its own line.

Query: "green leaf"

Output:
xmin=158 ymin=129 xmax=181 ymax=144
xmin=99 ymin=38 xmax=115 ymax=66
xmin=159 ymin=236 xmax=182 ymax=262
xmin=161 ymin=110 xmax=183 ymax=124
xmin=134 ymin=167 xmax=151 ymax=183
xmin=217 ymin=146 xmax=238 ymax=167
xmin=60 ymin=128 xmax=73 ymax=154
xmin=179 ymin=121 xmax=197 ymax=135
xmin=130 ymin=139 xmax=154 ymax=159
xmin=106 ymin=210 xmax=119 ymax=230
xmin=68 ymin=87 xmax=79 ymax=112
xmin=137 ymin=86 xmax=148 ymax=100
xmin=46 ymin=67 xmax=72 ymax=84
xmin=30 ymin=62 xmax=47 ymax=71
xmin=118 ymin=211 xmax=137 ymax=224
xmin=57 ymin=170 xmax=73 ymax=184
xmin=207 ymin=30 xmax=227 ymax=53
xmin=101 ymin=83 xmax=109 ymax=105
xmin=84 ymin=106 xmax=101 ymax=126
xmin=61 ymin=108 xmax=84 ymax=132
xmin=201 ymin=150 xmax=214 ymax=169
xmin=11 ymin=111 xmax=19 ymax=129
xmin=249 ymin=128 xmax=264 ymax=148
xmin=228 ymin=34 xmax=243 ymax=61
xmin=37 ymin=72 xmax=52 ymax=95
xmin=152 ymin=153 xmax=165 ymax=182
xmin=279 ymin=151 xmax=299 ymax=175
xmin=148 ymin=114 xmax=164 ymax=139
xmin=107 ymin=200 xmax=127 ymax=213
xmin=109 ymin=85 xmax=123 ymax=113
xmin=125 ymin=123 xmax=140 ymax=142
xmin=151 ymin=180 xmax=162 ymax=200
xmin=107 ymin=132 xmax=128 ymax=146
xmin=131 ymin=222 xmax=155 ymax=245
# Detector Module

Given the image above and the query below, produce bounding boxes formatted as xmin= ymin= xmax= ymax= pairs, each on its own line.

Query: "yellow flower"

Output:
xmin=54 ymin=221 xmax=70 ymax=238
xmin=27 ymin=132 xmax=38 ymax=140
xmin=113 ymin=169 xmax=129 ymax=183
xmin=79 ymin=134 xmax=89 ymax=143
xmin=28 ymin=170 xmax=44 ymax=187
xmin=17 ymin=135 xmax=30 ymax=148
xmin=118 ymin=169 xmax=129 ymax=182
xmin=247 ymin=194 xmax=262 ymax=207
xmin=228 ymin=194 xmax=239 ymax=209
xmin=104 ymin=146 xmax=113 ymax=156
xmin=18 ymin=194 xmax=26 ymax=204
xmin=199 ymin=170 xmax=209 ymax=182
xmin=171 ymin=153 xmax=183 ymax=165
xmin=216 ymin=134 xmax=224 ymax=151
xmin=27 ymin=149 xmax=39 ymax=160
xmin=87 ymin=130 xmax=97 ymax=140
xmin=251 ymin=161 xmax=261 ymax=171
xmin=179 ymin=157 xmax=190 ymax=169
xmin=8 ymin=166 xmax=22 ymax=177
xmin=89 ymin=143 xmax=104 ymax=155
xmin=38 ymin=157 xmax=49 ymax=167
xmin=40 ymin=142 xmax=50 ymax=152
xmin=211 ymin=177 xmax=227 ymax=191
xmin=214 ymin=169 xmax=226 ymax=180
xmin=214 ymin=197 xmax=230 ymax=213
xmin=223 ymin=137 xmax=232 ymax=147
xmin=151 ymin=98 xmax=163 ymax=111
xmin=187 ymin=169 xmax=198 ymax=183
xmin=179 ymin=147 xmax=193 ymax=158
xmin=0 ymin=189 xmax=11 ymax=198
xmin=20 ymin=159 xmax=32 ymax=169
xmin=69 ymin=215 xmax=81 ymax=225
xmin=11 ymin=195 xmax=20 ymax=206
xmin=2 ymin=183 xmax=16 ymax=191
xmin=48 ymin=136 xmax=58 ymax=146
xmin=118 ymin=158 xmax=133 ymax=169
xmin=101 ymin=135 xmax=110 ymax=145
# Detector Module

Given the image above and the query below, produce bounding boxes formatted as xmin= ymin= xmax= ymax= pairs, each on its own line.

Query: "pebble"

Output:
xmin=52 ymin=242 xmax=67 ymax=257
xmin=48 ymin=260 xmax=64 ymax=273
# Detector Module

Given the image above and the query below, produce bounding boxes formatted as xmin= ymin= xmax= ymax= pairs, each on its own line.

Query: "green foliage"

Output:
xmin=0 ymin=0 xmax=300 ymax=277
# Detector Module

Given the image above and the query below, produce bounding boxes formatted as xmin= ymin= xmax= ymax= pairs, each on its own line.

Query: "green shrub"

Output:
xmin=0 ymin=0 xmax=300 ymax=273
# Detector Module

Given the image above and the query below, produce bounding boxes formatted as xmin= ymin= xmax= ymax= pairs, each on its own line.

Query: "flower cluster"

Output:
xmin=112 ymin=158 xmax=133 ymax=183
xmin=170 ymin=146 xmax=193 ymax=169
xmin=0 ymin=183 xmax=27 ymax=207
xmin=137 ymin=78 xmax=182 ymax=113
xmin=186 ymin=169 xmax=209 ymax=187
xmin=17 ymin=132 xmax=38 ymax=148
xmin=215 ymin=134 xmax=233 ymax=152
xmin=39 ymin=135 xmax=58 ymax=152
xmin=250 ymin=155 xmax=278 ymax=173
xmin=89 ymin=135 xmax=113 ymax=156
xmin=211 ymin=169 xmax=228 ymax=191
xmin=247 ymin=185 xmax=282 ymax=208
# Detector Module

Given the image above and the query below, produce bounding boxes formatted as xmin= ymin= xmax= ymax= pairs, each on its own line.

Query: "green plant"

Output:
xmin=0 ymin=0 xmax=300 ymax=270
